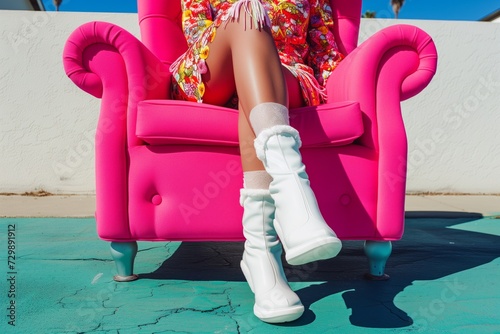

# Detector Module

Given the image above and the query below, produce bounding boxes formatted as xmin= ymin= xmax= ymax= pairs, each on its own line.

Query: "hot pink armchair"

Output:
xmin=63 ymin=0 xmax=437 ymax=281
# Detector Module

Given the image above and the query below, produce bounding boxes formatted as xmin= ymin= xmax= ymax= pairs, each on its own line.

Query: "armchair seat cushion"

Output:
xmin=136 ymin=100 xmax=364 ymax=147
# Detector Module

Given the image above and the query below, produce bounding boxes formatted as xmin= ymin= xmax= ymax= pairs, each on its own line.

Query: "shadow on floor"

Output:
xmin=138 ymin=212 xmax=500 ymax=329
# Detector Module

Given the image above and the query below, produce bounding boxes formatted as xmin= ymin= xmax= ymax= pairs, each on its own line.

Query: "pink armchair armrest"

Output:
xmin=326 ymin=24 xmax=438 ymax=237
xmin=63 ymin=22 xmax=171 ymax=238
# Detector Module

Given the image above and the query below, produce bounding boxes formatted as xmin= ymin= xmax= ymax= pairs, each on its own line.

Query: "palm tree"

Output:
xmin=53 ymin=0 xmax=62 ymax=11
xmin=362 ymin=10 xmax=377 ymax=18
xmin=391 ymin=0 xmax=405 ymax=19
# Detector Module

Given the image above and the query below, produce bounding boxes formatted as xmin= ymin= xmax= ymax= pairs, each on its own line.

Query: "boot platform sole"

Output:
xmin=283 ymin=236 xmax=342 ymax=266
xmin=240 ymin=260 xmax=305 ymax=323
xmin=254 ymin=304 xmax=305 ymax=323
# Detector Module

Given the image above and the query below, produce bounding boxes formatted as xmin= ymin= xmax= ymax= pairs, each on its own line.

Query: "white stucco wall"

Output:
xmin=0 ymin=11 xmax=499 ymax=194
xmin=361 ymin=18 xmax=500 ymax=194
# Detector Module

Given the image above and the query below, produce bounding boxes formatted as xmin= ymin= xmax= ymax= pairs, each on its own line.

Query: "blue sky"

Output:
xmin=43 ymin=0 xmax=499 ymax=21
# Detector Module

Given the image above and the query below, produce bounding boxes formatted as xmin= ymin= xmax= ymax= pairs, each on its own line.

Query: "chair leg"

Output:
xmin=110 ymin=241 xmax=139 ymax=282
xmin=364 ymin=240 xmax=392 ymax=280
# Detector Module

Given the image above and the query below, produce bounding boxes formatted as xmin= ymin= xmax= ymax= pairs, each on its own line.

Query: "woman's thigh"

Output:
xmin=201 ymin=22 xmax=304 ymax=109
xmin=200 ymin=25 xmax=237 ymax=106
xmin=201 ymin=35 xmax=304 ymax=109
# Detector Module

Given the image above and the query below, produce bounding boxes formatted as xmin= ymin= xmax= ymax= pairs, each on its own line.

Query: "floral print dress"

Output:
xmin=170 ymin=0 xmax=344 ymax=107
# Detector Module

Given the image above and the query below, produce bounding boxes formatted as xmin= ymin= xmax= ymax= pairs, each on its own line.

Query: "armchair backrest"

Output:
xmin=137 ymin=0 xmax=361 ymax=65
xmin=138 ymin=0 xmax=187 ymax=65
xmin=329 ymin=0 xmax=362 ymax=55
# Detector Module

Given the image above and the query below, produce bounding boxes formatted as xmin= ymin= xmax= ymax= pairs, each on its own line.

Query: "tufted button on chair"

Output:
xmin=63 ymin=0 xmax=437 ymax=281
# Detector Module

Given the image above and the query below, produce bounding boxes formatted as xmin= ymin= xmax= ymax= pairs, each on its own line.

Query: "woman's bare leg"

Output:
xmin=198 ymin=7 xmax=308 ymax=324
xmin=202 ymin=16 xmax=286 ymax=112
xmin=201 ymin=11 xmax=304 ymax=172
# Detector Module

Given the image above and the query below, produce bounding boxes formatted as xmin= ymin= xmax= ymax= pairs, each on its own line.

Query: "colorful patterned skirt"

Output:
xmin=169 ymin=0 xmax=329 ymax=108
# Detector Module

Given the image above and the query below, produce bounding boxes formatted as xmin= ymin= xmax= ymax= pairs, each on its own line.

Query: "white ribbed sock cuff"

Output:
xmin=243 ymin=170 xmax=273 ymax=189
xmin=249 ymin=102 xmax=289 ymax=136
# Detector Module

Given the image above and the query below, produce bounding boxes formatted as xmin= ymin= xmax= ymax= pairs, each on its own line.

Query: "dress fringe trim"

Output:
xmin=284 ymin=64 xmax=328 ymax=105
xmin=226 ymin=0 xmax=271 ymax=29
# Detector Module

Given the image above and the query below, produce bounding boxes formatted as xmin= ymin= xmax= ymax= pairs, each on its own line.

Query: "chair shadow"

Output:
xmin=138 ymin=212 xmax=500 ymax=329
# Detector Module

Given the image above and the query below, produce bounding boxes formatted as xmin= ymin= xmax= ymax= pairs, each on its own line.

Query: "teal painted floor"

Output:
xmin=1 ymin=215 xmax=499 ymax=334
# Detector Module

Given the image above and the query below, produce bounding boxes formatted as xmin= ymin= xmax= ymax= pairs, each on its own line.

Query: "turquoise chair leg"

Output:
xmin=364 ymin=240 xmax=392 ymax=280
xmin=110 ymin=241 xmax=139 ymax=282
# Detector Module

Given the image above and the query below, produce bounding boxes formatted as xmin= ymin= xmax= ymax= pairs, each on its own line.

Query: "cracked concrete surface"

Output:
xmin=0 ymin=216 xmax=499 ymax=333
